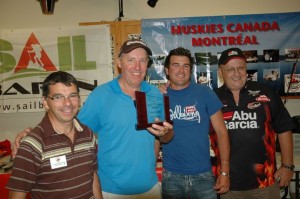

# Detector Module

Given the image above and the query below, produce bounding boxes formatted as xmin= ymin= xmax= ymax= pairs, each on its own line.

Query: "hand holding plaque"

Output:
xmin=135 ymin=91 xmax=172 ymax=130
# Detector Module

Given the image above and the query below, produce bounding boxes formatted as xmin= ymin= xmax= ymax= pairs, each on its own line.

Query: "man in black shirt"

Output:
xmin=216 ymin=47 xmax=294 ymax=199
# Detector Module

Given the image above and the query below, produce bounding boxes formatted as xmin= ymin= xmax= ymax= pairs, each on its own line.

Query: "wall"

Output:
xmin=1 ymin=0 xmax=300 ymax=142
xmin=1 ymin=0 xmax=300 ymax=29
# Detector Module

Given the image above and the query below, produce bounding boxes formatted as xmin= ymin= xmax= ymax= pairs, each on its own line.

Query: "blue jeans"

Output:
xmin=162 ymin=170 xmax=217 ymax=199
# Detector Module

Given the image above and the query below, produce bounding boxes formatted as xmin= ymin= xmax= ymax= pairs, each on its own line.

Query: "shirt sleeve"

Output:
xmin=205 ymin=86 xmax=223 ymax=116
xmin=6 ymin=135 xmax=41 ymax=192
xmin=268 ymin=88 xmax=295 ymax=134
xmin=78 ymin=89 xmax=101 ymax=134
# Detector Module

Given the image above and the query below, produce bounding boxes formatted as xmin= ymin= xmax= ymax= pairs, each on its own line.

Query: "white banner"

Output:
xmin=0 ymin=25 xmax=113 ymax=113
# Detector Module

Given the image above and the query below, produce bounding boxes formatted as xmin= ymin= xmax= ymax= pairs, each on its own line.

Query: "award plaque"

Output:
xmin=135 ymin=91 xmax=172 ymax=130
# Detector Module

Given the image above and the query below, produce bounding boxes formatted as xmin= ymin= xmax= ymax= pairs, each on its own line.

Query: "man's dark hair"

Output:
xmin=42 ymin=71 xmax=79 ymax=97
xmin=164 ymin=47 xmax=194 ymax=69
xmin=164 ymin=47 xmax=194 ymax=79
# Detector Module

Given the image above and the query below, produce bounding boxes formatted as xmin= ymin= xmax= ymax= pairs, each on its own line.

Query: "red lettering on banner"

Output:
xmin=171 ymin=24 xmax=224 ymax=35
xmin=192 ymin=35 xmax=259 ymax=47
xmin=226 ymin=21 xmax=280 ymax=33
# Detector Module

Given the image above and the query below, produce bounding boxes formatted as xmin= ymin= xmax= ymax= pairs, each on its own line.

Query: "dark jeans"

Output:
xmin=162 ymin=170 xmax=217 ymax=199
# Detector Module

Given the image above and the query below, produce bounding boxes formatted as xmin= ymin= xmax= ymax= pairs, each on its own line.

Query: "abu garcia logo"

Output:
xmin=225 ymin=111 xmax=259 ymax=130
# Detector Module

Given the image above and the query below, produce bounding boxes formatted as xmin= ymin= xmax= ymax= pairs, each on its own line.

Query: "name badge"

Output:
xmin=50 ymin=155 xmax=67 ymax=169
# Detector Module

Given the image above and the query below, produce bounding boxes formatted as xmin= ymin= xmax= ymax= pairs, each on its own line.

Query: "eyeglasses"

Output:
xmin=47 ymin=93 xmax=79 ymax=102
xmin=222 ymin=66 xmax=246 ymax=74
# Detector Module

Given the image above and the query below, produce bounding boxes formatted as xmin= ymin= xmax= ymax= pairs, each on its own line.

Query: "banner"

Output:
xmin=0 ymin=25 xmax=113 ymax=113
xmin=141 ymin=12 xmax=300 ymax=96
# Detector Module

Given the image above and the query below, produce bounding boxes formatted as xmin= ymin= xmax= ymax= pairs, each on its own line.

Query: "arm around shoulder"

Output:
xmin=12 ymin=128 xmax=32 ymax=159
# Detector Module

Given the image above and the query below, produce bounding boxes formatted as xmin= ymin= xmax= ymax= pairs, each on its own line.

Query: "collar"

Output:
xmin=53 ymin=118 xmax=83 ymax=135
xmin=41 ymin=114 xmax=83 ymax=138
xmin=168 ymin=82 xmax=193 ymax=94
xmin=222 ymin=81 xmax=249 ymax=94
xmin=113 ymin=75 xmax=151 ymax=93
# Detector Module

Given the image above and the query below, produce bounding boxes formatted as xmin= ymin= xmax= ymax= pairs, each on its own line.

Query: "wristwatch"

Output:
xmin=219 ymin=171 xmax=230 ymax=177
xmin=281 ymin=163 xmax=295 ymax=171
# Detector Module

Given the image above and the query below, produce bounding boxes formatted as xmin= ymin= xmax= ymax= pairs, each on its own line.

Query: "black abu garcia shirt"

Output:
xmin=214 ymin=81 xmax=294 ymax=190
